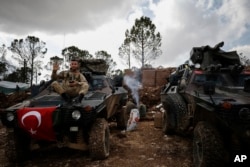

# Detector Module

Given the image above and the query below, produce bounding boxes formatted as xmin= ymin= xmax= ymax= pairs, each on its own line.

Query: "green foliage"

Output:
xmin=9 ymin=36 xmax=47 ymax=86
xmin=95 ymin=50 xmax=117 ymax=76
xmin=50 ymin=56 xmax=64 ymax=64
xmin=119 ymin=16 xmax=162 ymax=68
xmin=4 ymin=67 xmax=31 ymax=83
xmin=0 ymin=62 xmax=7 ymax=75
xmin=119 ymin=30 xmax=131 ymax=69
xmin=0 ymin=44 xmax=8 ymax=74
xmin=0 ymin=44 xmax=7 ymax=57
xmin=0 ymin=44 xmax=7 ymax=73
xmin=62 ymin=46 xmax=93 ymax=61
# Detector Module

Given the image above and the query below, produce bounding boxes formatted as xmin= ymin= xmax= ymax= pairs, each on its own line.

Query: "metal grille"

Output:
xmin=60 ymin=107 xmax=97 ymax=126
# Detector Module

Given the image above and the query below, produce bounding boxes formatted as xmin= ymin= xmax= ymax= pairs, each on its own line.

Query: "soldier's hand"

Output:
xmin=53 ymin=63 xmax=60 ymax=71
xmin=69 ymin=81 xmax=77 ymax=87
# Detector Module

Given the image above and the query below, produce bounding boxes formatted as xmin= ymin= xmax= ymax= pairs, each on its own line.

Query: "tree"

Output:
xmin=119 ymin=30 xmax=132 ymax=69
xmin=62 ymin=46 xmax=93 ymax=61
xmin=0 ymin=62 xmax=7 ymax=75
xmin=95 ymin=50 xmax=117 ymax=76
xmin=0 ymin=44 xmax=7 ymax=75
xmin=9 ymin=36 xmax=47 ymax=86
xmin=4 ymin=71 xmax=19 ymax=82
xmin=50 ymin=56 xmax=64 ymax=64
xmin=124 ymin=16 xmax=162 ymax=68
xmin=0 ymin=44 xmax=7 ymax=58
xmin=62 ymin=46 xmax=93 ymax=70
xmin=44 ymin=55 xmax=64 ymax=71
xmin=4 ymin=67 xmax=31 ymax=83
xmin=239 ymin=53 xmax=250 ymax=66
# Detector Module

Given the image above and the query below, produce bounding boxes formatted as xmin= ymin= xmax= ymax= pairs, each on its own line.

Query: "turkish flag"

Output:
xmin=17 ymin=106 xmax=57 ymax=141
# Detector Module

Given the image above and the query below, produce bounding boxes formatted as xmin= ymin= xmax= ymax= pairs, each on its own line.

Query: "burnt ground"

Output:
xmin=0 ymin=119 xmax=192 ymax=167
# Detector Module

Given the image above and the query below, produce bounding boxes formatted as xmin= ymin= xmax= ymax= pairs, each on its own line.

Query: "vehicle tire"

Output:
xmin=5 ymin=128 xmax=31 ymax=162
xmin=162 ymin=104 xmax=176 ymax=135
xmin=116 ymin=108 xmax=127 ymax=130
xmin=193 ymin=121 xmax=226 ymax=167
xmin=89 ymin=118 xmax=110 ymax=160
xmin=162 ymin=93 xmax=188 ymax=135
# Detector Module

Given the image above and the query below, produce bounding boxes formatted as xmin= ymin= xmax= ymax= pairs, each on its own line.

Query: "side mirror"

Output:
xmin=203 ymin=81 xmax=215 ymax=95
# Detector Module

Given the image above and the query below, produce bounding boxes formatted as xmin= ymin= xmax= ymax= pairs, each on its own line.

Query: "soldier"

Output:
xmin=51 ymin=57 xmax=89 ymax=103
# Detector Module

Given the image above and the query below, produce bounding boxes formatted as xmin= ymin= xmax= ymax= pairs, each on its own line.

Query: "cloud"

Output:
xmin=0 ymin=0 xmax=250 ymax=71
xmin=232 ymin=45 xmax=250 ymax=58
xmin=149 ymin=0 xmax=250 ymax=67
xmin=0 ymin=0 xmax=141 ymax=35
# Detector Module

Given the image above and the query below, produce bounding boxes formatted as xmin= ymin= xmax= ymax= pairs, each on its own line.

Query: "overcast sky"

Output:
xmin=1 ymin=0 xmax=250 ymax=71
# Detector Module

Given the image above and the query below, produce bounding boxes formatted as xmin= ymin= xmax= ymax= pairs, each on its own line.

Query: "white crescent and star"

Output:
xmin=21 ymin=111 xmax=42 ymax=135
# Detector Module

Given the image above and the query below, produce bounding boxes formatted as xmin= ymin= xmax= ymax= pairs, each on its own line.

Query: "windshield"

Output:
xmin=88 ymin=76 xmax=108 ymax=91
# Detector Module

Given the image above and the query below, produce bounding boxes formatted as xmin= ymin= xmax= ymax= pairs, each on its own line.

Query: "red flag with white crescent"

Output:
xmin=17 ymin=106 xmax=57 ymax=141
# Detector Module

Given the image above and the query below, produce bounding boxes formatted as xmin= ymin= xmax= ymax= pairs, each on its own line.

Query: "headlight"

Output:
xmin=239 ymin=108 xmax=250 ymax=120
xmin=6 ymin=112 xmax=15 ymax=122
xmin=72 ymin=110 xmax=81 ymax=120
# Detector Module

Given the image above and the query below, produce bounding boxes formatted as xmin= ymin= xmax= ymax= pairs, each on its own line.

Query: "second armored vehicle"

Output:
xmin=161 ymin=42 xmax=250 ymax=166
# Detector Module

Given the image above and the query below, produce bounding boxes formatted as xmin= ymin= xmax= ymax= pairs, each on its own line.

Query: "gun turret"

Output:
xmin=190 ymin=41 xmax=241 ymax=70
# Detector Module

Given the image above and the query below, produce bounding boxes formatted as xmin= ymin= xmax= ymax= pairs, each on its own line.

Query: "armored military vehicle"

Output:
xmin=161 ymin=42 xmax=250 ymax=166
xmin=0 ymin=59 xmax=128 ymax=162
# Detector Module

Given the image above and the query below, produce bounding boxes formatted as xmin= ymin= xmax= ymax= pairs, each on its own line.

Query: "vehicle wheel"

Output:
xmin=193 ymin=121 xmax=225 ymax=167
xmin=0 ymin=140 xmax=9 ymax=166
xmin=116 ymin=108 xmax=127 ymax=130
xmin=5 ymin=128 xmax=31 ymax=162
xmin=162 ymin=93 xmax=188 ymax=135
xmin=162 ymin=104 xmax=176 ymax=135
xmin=89 ymin=118 xmax=110 ymax=160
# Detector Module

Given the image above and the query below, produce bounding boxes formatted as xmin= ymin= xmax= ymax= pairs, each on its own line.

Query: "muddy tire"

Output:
xmin=162 ymin=93 xmax=188 ymax=135
xmin=193 ymin=121 xmax=225 ymax=167
xmin=0 ymin=129 xmax=8 ymax=166
xmin=162 ymin=105 xmax=176 ymax=135
xmin=5 ymin=128 xmax=30 ymax=162
xmin=89 ymin=118 xmax=110 ymax=160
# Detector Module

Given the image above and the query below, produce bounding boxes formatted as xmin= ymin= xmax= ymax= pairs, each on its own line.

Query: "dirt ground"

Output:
xmin=0 ymin=118 xmax=193 ymax=167
xmin=0 ymin=86 xmax=193 ymax=167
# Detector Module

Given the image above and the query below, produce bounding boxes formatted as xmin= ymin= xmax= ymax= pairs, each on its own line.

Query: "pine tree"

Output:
xmin=120 ymin=16 xmax=162 ymax=68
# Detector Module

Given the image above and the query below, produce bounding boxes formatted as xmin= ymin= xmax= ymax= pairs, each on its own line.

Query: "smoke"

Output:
xmin=124 ymin=75 xmax=141 ymax=107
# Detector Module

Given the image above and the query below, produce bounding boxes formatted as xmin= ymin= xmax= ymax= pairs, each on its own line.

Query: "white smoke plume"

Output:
xmin=124 ymin=75 xmax=141 ymax=107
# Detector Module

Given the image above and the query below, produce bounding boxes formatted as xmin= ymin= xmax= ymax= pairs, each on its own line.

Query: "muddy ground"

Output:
xmin=0 ymin=118 xmax=193 ymax=167
xmin=0 ymin=87 xmax=193 ymax=167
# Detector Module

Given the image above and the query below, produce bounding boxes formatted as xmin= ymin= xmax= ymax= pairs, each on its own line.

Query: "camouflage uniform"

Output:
xmin=51 ymin=70 xmax=89 ymax=97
